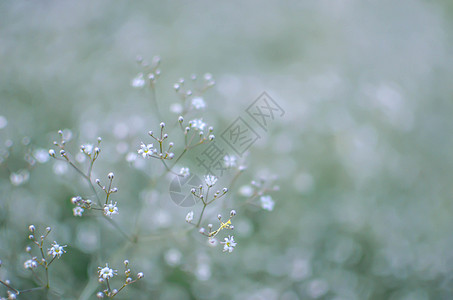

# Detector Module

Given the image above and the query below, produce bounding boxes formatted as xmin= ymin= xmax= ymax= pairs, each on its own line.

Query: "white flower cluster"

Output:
xmin=97 ymin=260 xmax=144 ymax=298
xmin=137 ymin=123 xmax=175 ymax=160
xmin=131 ymin=55 xmax=161 ymax=88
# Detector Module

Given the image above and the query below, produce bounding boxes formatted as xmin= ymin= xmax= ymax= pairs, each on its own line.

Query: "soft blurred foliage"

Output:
xmin=1 ymin=1 xmax=453 ymax=299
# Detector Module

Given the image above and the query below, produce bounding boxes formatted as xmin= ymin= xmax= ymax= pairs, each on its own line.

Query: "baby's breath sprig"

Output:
xmin=131 ymin=55 xmax=162 ymax=120
xmin=96 ymin=260 xmax=143 ymax=298
xmin=49 ymin=132 xmax=102 ymax=206
xmin=239 ymin=176 xmax=279 ymax=211
xmin=23 ymin=225 xmax=67 ymax=290
xmin=49 ymin=132 xmax=133 ymax=242
xmin=171 ymin=73 xmax=215 ymax=116
xmin=138 ymin=123 xmax=175 ymax=161
xmin=187 ymin=174 xmax=228 ymax=227
xmin=0 ymin=261 xmax=20 ymax=300
xmin=198 ymin=211 xmax=237 ymax=253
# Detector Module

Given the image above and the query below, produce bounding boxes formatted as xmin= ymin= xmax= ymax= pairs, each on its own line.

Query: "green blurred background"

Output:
xmin=1 ymin=1 xmax=453 ymax=299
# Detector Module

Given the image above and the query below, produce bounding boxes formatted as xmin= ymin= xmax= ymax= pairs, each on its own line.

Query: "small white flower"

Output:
xmin=24 ymin=259 xmax=37 ymax=269
xmin=10 ymin=170 xmax=29 ymax=186
xmin=131 ymin=73 xmax=146 ymax=88
xmin=191 ymin=97 xmax=206 ymax=110
xmin=104 ymin=202 xmax=119 ymax=217
xmin=73 ymin=206 xmax=84 ymax=217
xmin=239 ymin=185 xmax=254 ymax=197
xmin=34 ymin=148 xmax=50 ymax=163
xmin=137 ymin=143 xmax=155 ymax=158
xmin=260 ymin=195 xmax=275 ymax=211
xmin=189 ymin=119 xmax=206 ymax=131
xmin=224 ymin=155 xmax=237 ymax=168
xmin=221 ymin=235 xmax=237 ymax=253
xmin=98 ymin=263 xmax=117 ymax=279
xmin=48 ymin=241 xmax=67 ymax=258
xmin=179 ymin=167 xmax=190 ymax=177
xmin=204 ymin=174 xmax=217 ymax=187
xmin=186 ymin=211 xmax=194 ymax=223
xmin=208 ymin=238 xmax=218 ymax=247
xmin=126 ymin=152 xmax=137 ymax=162
xmin=170 ymin=103 xmax=183 ymax=114
xmin=81 ymin=144 xmax=94 ymax=155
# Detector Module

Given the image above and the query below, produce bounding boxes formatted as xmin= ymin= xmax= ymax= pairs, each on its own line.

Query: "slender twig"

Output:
xmin=196 ymin=204 xmax=207 ymax=227
xmin=0 ymin=279 xmax=20 ymax=294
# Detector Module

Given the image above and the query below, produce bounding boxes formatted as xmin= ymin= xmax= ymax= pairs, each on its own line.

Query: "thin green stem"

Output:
xmin=0 ymin=279 xmax=19 ymax=294
xmin=150 ymin=86 xmax=163 ymax=122
xmin=196 ymin=204 xmax=207 ymax=227
xmin=19 ymin=286 xmax=46 ymax=294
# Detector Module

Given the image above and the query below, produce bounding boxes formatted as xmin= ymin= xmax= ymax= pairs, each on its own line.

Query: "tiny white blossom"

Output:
xmin=191 ymin=97 xmax=206 ymax=110
xmin=34 ymin=148 xmax=50 ymax=163
xmin=186 ymin=211 xmax=194 ymax=223
xmin=260 ymin=195 xmax=275 ymax=211
xmin=224 ymin=155 xmax=237 ymax=168
xmin=137 ymin=143 xmax=155 ymax=158
xmin=170 ymin=103 xmax=183 ymax=114
xmin=208 ymin=238 xmax=218 ymax=247
xmin=239 ymin=185 xmax=254 ymax=197
xmin=98 ymin=263 xmax=117 ymax=279
xmin=81 ymin=144 xmax=94 ymax=155
xmin=179 ymin=167 xmax=190 ymax=177
xmin=126 ymin=152 xmax=137 ymax=162
xmin=73 ymin=206 xmax=84 ymax=217
xmin=204 ymin=174 xmax=217 ymax=187
xmin=104 ymin=202 xmax=119 ymax=217
xmin=48 ymin=241 xmax=67 ymax=258
xmin=131 ymin=73 xmax=146 ymax=88
xmin=221 ymin=235 xmax=237 ymax=253
xmin=189 ymin=119 xmax=206 ymax=131
xmin=24 ymin=259 xmax=37 ymax=269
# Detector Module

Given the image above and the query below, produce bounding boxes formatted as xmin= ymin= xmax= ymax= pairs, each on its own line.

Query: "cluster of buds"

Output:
xmin=178 ymin=116 xmax=215 ymax=149
xmin=239 ymin=176 xmax=279 ymax=211
xmin=172 ymin=73 xmax=215 ymax=104
xmin=22 ymin=224 xmax=67 ymax=290
xmin=96 ymin=260 xmax=144 ymax=298
xmin=80 ymin=137 xmax=102 ymax=161
xmin=95 ymin=172 xmax=119 ymax=217
xmin=189 ymin=175 xmax=228 ymax=206
xmin=138 ymin=122 xmax=175 ymax=160
xmin=198 ymin=211 xmax=238 ymax=253
xmin=131 ymin=55 xmax=161 ymax=88
xmin=199 ymin=210 xmax=236 ymax=238
xmin=71 ymin=196 xmax=92 ymax=217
